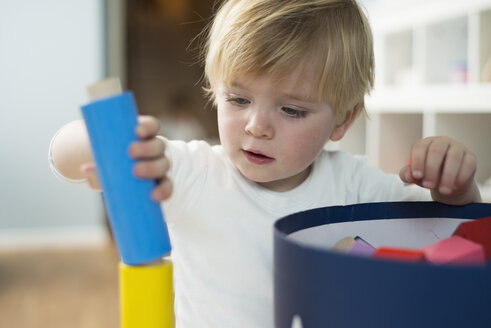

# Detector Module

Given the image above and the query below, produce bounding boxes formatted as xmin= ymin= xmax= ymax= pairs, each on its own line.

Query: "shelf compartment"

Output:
xmin=371 ymin=113 xmax=423 ymax=174
xmin=434 ymin=113 xmax=491 ymax=183
xmin=478 ymin=9 xmax=491 ymax=82
xmin=425 ymin=16 xmax=468 ymax=84
xmin=383 ymin=30 xmax=414 ymax=85
xmin=327 ymin=114 xmax=366 ymax=156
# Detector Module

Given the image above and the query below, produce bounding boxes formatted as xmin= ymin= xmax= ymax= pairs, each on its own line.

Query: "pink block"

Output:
xmin=421 ymin=235 xmax=485 ymax=266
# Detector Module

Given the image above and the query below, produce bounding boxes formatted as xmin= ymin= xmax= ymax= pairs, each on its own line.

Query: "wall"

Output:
xmin=0 ymin=0 xmax=106 ymax=249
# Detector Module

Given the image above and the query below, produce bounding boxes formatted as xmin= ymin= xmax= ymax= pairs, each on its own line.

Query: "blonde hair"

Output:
xmin=202 ymin=0 xmax=374 ymax=122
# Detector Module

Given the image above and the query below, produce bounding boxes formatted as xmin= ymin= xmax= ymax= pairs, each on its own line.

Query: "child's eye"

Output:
xmin=226 ymin=96 xmax=250 ymax=106
xmin=281 ymin=107 xmax=307 ymax=118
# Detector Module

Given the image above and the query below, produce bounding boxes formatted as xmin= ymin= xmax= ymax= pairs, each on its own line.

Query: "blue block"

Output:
xmin=81 ymin=91 xmax=171 ymax=265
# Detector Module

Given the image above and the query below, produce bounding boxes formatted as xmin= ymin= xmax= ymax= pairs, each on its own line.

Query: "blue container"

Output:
xmin=274 ymin=202 xmax=491 ymax=328
xmin=81 ymin=91 xmax=171 ymax=265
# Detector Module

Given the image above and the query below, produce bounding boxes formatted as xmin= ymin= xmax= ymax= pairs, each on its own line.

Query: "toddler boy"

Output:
xmin=50 ymin=0 xmax=481 ymax=326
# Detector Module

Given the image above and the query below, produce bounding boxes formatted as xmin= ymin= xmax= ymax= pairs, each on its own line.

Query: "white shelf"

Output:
xmin=369 ymin=0 xmax=491 ymax=33
xmin=366 ymin=84 xmax=491 ymax=113
xmin=336 ymin=0 xmax=491 ymax=199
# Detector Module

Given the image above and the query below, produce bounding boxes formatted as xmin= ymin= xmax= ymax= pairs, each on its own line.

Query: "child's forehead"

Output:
xmin=223 ymin=62 xmax=322 ymax=100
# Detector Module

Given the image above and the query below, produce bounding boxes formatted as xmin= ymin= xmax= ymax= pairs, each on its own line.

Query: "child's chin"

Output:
xmin=243 ymin=173 xmax=274 ymax=184
xmin=239 ymin=170 xmax=276 ymax=184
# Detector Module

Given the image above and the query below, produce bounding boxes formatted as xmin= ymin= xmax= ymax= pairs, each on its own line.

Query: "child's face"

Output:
xmin=216 ymin=67 xmax=346 ymax=192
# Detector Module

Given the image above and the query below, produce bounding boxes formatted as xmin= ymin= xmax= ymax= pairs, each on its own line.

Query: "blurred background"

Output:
xmin=0 ymin=0 xmax=490 ymax=327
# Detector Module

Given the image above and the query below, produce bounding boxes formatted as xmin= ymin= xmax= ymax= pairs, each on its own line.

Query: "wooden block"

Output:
xmin=452 ymin=217 xmax=491 ymax=260
xmin=332 ymin=236 xmax=355 ymax=252
xmin=421 ymin=235 xmax=485 ymax=266
xmin=372 ymin=247 xmax=425 ymax=263
xmin=86 ymin=77 xmax=122 ymax=101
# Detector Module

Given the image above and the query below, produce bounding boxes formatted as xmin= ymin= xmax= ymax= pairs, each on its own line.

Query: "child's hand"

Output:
xmin=399 ymin=136 xmax=481 ymax=205
xmin=80 ymin=116 xmax=172 ymax=202
xmin=129 ymin=116 xmax=173 ymax=202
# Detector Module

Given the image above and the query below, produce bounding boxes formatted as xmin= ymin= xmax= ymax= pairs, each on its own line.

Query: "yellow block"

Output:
xmin=119 ymin=259 xmax=174 ymax=328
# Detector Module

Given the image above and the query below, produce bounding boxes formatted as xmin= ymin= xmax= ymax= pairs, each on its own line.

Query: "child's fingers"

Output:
xmin=409 ymin=138 xmax=432 ymax=180
xmin=80 ymin=162 xmax=101 ymax=190
xmin=437 ymin=144 xmax=465 ymax=195
xmin=136 ymin=116 xmax=161 ymax=139
xmin=151 ymin=177 xmax=173 ymax=202
xmin=399 ymin=165 xmax=414 ymax=184
xmin=129 ymin=137 xmax=166 ymax=159
xmin=133 ymin=156 xmax=170 ymax=179
xmin=419 ymin=138 xmax=450 ymax=189
xmin=455 ymin=150 xmax=477 ymax=189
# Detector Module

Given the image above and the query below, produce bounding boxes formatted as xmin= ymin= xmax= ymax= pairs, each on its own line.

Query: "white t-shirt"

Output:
xmin=161 ymin=139 xmax=430 ymax=328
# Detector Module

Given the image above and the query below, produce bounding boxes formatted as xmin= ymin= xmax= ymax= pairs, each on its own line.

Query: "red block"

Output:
xmin=372 ymin=247 xmax=425 ymax=263
xmin=421 ymin=235 xmax=485 ymax=266
xmin=452 ymin=216 xmax=491 ymax=260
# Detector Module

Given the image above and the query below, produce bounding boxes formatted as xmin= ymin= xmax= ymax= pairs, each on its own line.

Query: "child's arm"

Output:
xmin=50 ymin=116 xmax=172 ymax=202
xmin=399 ymin=136 xmax=482 ymax=205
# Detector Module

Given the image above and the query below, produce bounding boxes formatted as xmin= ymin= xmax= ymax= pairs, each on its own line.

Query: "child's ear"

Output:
xmin=329 ymin=104 xmax=360 ymax=142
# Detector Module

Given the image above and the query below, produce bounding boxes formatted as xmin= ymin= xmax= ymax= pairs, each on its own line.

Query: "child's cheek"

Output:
xmin=279 ymin=132 xmax=324 ymax=171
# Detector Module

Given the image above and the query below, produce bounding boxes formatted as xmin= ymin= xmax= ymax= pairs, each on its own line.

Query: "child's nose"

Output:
xmin=245 ymin=110 xmax=274 ymax=139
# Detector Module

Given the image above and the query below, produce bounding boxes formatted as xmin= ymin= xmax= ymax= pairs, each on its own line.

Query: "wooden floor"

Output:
xmin=0 ymin=245 xmax=119 ymax=328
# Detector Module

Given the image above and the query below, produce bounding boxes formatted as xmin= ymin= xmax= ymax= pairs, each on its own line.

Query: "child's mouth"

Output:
xmin=243 ymin=149 xmax=275 ymax=165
